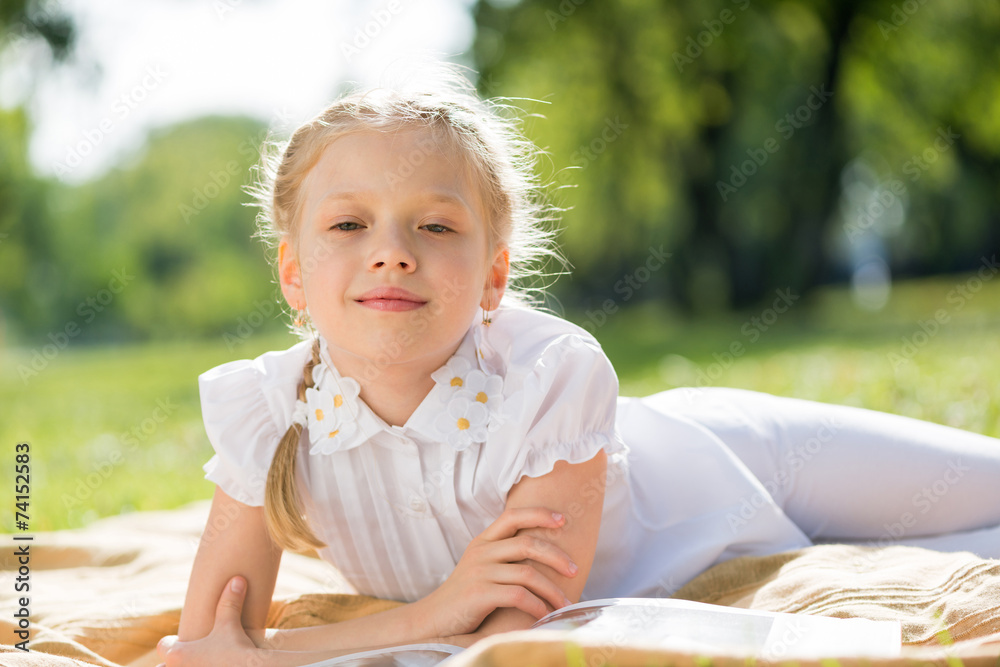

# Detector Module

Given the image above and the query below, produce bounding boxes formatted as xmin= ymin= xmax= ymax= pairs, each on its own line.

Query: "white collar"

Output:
xmin=291 ymin=308 xmax=507 ymax=455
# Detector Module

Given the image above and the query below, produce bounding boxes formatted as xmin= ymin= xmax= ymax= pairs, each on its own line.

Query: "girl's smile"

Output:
xmin=355 ymin=286 xmax=428 ymax=312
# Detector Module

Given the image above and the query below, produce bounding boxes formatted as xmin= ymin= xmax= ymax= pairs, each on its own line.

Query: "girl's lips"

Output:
xmin=357 ymin=298 xmax=425 ymax=312
xmin=355 ymin=287 xmax=427 ymax=311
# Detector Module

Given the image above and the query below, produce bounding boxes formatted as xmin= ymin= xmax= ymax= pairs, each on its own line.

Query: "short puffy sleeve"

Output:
xmin=490 ymin=332 xmax=627 ymax=498
xmin=199 ymin=342 xmax=310 ymax=506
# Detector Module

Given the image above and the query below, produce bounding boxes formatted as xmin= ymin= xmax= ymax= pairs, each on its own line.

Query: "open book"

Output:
xmin=302 ymin=597 xmax=902 ymax=667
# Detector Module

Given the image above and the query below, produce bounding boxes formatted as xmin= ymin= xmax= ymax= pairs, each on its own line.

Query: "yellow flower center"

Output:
xmin=476 ymin=391 xmax=488 ymax=403
xmin=456 ymin=418 xmax=470 ymax=430
xmin=314 ymin=408 xmax=324 ymax=421
xmin=450 ymin=377 xmax=463 ymax=387
xmin=328 ymin=429 xmax=339 ymax=438
xmin=334 ymin=394 xmax=343 ymax=408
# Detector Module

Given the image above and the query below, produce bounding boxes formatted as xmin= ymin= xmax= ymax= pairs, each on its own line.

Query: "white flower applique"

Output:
xmin=431 ymin=357 xmax=473 ymax=390
xmin=432 ymin=356 xmax=505 ymax=450
xmin=455 ymin=370 xmax=504 ymax=431
xmin=304 ymin=376 xmax=362 ymax=455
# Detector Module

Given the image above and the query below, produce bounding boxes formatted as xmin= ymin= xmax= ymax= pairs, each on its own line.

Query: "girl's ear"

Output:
xmin=482 ymin=247 xmax=510 ymax=310
xmin=278 ymin=237 xmax=306 ymax=310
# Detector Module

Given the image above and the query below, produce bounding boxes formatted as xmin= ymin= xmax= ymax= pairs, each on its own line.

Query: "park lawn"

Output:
xmin=2 ymin=271 xmax=998 ymax=532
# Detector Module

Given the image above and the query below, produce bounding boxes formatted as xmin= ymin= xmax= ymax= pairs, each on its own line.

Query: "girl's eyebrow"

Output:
xmin=318 ymin=189 xmax=474 ymax=213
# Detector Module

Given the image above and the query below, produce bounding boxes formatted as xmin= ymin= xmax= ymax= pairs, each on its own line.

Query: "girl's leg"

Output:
xmin=655 ymin=387 xmax=1000 ymax=555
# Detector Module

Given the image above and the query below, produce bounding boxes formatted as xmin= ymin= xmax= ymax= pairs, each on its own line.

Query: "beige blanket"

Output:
xmin=2 ymin=501 xmax=999 ymax=666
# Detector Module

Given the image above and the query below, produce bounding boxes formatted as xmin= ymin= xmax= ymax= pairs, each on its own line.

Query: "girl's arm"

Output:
xmin=179 ymin=486 xmax=283 ymax=639
xmin=254 ymin=502 xmax=580 ymax=652
xmin=472 ymin=448 xmax=608 ymax=637
xmin=161 ymin=574 xmax=482 ymax=667
xmin=165 ymin=481 xmax=582 ymax=664
xmin=180 ymin=486 xmax=430 ymax=650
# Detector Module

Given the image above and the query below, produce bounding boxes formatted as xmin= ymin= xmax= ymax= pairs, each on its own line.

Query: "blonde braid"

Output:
xmin=264 ymin=338 xmax=327 ymax=553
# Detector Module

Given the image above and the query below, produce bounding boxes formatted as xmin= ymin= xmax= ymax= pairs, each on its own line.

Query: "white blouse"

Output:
xmin=201 ymin=301 xmax=811 ymax=603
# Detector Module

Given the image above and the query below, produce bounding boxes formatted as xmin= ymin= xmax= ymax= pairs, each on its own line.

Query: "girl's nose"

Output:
xmin=368 ymin=225 xmax=417 ymax=273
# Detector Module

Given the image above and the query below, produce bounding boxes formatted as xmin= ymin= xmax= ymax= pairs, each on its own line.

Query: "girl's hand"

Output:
xmin=157 ymin=576 xmax=261 ymax=667
xmin=415 ymin=507 xmax=578 ymax=638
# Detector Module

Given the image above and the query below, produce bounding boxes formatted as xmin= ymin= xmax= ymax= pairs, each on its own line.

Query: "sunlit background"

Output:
xmin=2 ymin=0 xmax=999 ymax=531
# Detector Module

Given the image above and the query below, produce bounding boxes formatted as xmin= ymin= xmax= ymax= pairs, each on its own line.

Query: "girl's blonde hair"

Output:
xmin=248 ymin=63 xmax=566 ymax=552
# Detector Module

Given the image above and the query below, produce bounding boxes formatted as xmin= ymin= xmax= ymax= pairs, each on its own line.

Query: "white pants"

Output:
xmin=655 ymin=387 xmax=1000 ymax=559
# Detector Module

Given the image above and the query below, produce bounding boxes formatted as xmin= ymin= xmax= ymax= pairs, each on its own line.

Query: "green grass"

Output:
xmin=2 ymin=271 xmax=998 ymax=532
xmin=1 ymin=332 xmax=301 ymax=532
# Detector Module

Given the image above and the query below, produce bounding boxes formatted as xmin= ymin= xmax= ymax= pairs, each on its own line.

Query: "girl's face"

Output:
xmin=279 ymin=126 xmax=508 ymax=378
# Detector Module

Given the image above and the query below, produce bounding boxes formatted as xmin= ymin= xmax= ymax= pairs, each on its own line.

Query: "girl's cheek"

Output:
xmin=300 ymin=238 xmax=345 ymax=275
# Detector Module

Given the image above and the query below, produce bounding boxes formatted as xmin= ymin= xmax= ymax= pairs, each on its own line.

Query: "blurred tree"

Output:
xmin=0 ymin=0 xmax=76 ymax=344
xmin=0 ymin=0 xmax=75 ymax=60
xmin=0 ymin=107 xmax=52 ymax=338
xmin=472 ymin=0 xmax=1000 ymax=313
xmin=1 ymin=115 xmax=280 ymax=343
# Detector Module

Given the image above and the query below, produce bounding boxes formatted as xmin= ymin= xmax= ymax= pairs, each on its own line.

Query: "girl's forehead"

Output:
xmin=316 ymin=125 xmax=453 ymax=166
xmin=305 ymin=127 xmax=485 ymax=213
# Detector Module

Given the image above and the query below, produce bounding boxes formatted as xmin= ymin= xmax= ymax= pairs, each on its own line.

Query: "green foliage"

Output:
xmin=0 ymin=113 xmax=284 ymax=344
xmin=0 ymin=0 xmax=75 ymax=60
xmin=473 ymin=0 xmax=1000 ymax=312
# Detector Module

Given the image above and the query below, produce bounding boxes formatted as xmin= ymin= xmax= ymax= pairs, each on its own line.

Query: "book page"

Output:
xmin=533 ymin=597 xmax=901 ymax=658
xmin=299 ymin=642 xmax=464 ymax=667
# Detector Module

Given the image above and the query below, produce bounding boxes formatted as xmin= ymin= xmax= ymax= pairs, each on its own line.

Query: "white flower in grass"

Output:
xmin=435 ymin=396 xmax=489 ymax=451
xmin=456 ymin=369 xmax=505 ymax=431
xmin=305 ymin=377 xmax=361 ymax=455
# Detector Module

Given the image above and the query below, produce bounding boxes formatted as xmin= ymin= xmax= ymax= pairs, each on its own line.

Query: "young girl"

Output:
xmin=157 ymin=69 xmax=1000 ymax=666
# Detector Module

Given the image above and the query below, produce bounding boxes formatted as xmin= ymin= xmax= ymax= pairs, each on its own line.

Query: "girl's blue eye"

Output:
xmin=332 ymin=221 xmax=362 ymax=231
xmin=423 ymin=223 xmax=450 ymax=233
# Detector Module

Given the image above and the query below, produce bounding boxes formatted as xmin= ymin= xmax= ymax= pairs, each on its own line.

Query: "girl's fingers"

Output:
xmin=490 ymin=562 xmax=573 ymax=612
xmin=491 ymin=583 xmax=557 ymax=620
xmin=488 ymin=534 xmax=579 ymax=578
xmin=479 ymin=507 xmax=565 ymax=542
